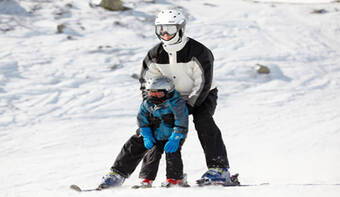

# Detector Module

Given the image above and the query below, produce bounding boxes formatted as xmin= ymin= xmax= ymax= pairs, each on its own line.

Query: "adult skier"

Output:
xmin=139 ymin=9 xmax=232 ymax=185
xmin=97 ymin=9 xmax=233 ymax=189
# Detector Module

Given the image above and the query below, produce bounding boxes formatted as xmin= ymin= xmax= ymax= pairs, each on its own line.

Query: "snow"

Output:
xmin=1 ymin=0 xmax=340 ymax=196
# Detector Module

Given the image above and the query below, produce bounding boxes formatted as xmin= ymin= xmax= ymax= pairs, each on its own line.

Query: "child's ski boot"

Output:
xmin=161 ymin=173 xmax=190 ymax=188
xmin=131 ymin=179 xmax=153 ymax=189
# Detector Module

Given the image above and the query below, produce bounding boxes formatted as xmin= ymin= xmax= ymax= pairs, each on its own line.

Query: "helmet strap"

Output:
xmin=179 ymin=29 xmax=183 ymax=38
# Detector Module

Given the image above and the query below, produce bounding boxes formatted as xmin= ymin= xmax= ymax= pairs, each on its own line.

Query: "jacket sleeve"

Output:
xmin=187 ymin=48 xmax=214 ymax=107
xmin=137 ymin=102 xmax=150 ymax=128
xmin=170 ymin=96 xmax=189 ymax=136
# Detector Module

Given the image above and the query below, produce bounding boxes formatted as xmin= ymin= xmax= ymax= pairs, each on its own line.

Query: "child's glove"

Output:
xmin=164 ymin=132 xmax=184 ymax=153
xmin=140 ymin=128 xmax=156 ymax=149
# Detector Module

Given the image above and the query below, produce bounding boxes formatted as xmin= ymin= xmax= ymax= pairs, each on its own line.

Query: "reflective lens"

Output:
xmin=156 ymin=25 xmax=178 ymax=36
xmin=148 ymin=90 xmax=165 ymax=98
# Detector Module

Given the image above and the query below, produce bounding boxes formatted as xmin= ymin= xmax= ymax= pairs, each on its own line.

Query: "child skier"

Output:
xmin=98 ymin=76 xmax=189 ymax=189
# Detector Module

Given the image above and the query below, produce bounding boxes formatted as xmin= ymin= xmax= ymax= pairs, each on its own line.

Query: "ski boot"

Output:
xmin=196 ymin=168 xmax=233 ymax=186
xmin=131 ymin=179 xmax=153 ymax=189
xmin=98 ymin=171 xmax=125 ymax=189
xmin=161 ymin=174 xmax=190 ymax=188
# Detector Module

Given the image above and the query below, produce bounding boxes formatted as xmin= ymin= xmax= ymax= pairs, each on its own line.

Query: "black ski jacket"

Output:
xmin=139 ymin=37 xmax=216 ymax=107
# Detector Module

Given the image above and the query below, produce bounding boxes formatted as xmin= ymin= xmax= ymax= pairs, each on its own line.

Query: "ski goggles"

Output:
xmin=148 ymin=90 xmax=166 ymax=98
xmin=155 ymin=25 xmax=178 ymax=36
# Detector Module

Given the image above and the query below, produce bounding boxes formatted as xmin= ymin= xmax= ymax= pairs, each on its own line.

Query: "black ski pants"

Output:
xmin=139 ymin=140 xmax=184 ymax=180
xmin=111 ymin=132 xmax=184 ymax=180
xmin=190 ymin=88 xmax=230 ymax=169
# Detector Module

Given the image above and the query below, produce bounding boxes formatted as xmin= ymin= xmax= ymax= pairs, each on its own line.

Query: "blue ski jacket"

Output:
xmin=137 ymin=90 xmax=188 ymax=141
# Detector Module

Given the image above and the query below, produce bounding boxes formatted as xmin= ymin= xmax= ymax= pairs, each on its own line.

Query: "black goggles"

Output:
xmin=155 ymin=25 xmax=178 ymax=36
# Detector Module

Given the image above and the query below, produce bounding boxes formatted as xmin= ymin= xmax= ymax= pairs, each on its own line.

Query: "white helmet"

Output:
xmin=154 ymin=10 xmax=186 ymax=45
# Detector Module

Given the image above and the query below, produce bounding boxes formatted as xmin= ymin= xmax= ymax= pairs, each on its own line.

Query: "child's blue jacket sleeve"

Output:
xmin=137 ymin=102 xmax=150 ymax=128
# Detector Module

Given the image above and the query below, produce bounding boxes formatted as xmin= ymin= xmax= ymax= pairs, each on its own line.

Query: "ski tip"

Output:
xmin=182 ymin=183 xmax=191 ymax=187
xmin=131 ymin=185 xmax=143 ymax=189
xmin=70 ymin=184 xmax=103 ymax=192
xmin=70 ymin=184 xmax=82 ymax=192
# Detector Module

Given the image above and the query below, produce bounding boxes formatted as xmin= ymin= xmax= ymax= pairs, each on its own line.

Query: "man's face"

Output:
xmin=156 ymin=25 xmax=178 ymax=41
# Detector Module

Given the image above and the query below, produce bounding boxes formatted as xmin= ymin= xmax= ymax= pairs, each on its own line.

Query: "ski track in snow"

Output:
xmin=1 ymin=0 xmax=340 ymax=196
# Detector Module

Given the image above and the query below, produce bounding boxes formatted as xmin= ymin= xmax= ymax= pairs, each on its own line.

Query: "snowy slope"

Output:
xmin=1 ymin=0 xmax=340 ymax=197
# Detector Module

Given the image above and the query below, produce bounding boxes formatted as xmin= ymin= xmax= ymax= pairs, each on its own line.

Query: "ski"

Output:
xmin=196 ymin=173 xmax=269 ymax=187
xmin=131 ymin=182 xmax=190 ymax=189
xmin=160 ymin=182 xmax=191 ymax=188
xmin=70 ymin=184 xmax=102 ymax=192
xmin=72 ymin=173 xmax=267 ymax=191
xmin=230 ymin=183 xmax=270 ymax=187
xmin=131 ymin=184 xmax=152 ymax=189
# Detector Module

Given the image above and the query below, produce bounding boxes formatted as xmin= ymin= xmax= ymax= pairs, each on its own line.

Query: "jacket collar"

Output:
xmin=162 ymin=35 xmax=189 ymax=53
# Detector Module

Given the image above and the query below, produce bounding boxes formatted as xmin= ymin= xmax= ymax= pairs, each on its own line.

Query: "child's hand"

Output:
xmin=140 ymin=128 xmax=156 ymax=149
xmin=164 ymin=132 xmax=184 ymax=153
xmin=143 ymin=137 xmax=155 ymax=149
